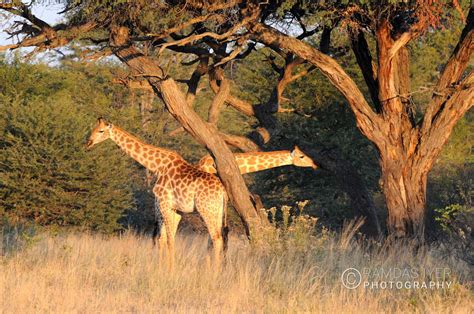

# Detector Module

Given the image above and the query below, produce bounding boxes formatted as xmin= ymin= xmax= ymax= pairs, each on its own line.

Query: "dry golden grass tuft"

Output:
xmin=0 ymin=224 xmax=472 ymax=313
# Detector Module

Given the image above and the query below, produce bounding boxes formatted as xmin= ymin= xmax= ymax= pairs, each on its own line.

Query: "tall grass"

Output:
xmin=0 ymin=223 xmax=472 ymax=313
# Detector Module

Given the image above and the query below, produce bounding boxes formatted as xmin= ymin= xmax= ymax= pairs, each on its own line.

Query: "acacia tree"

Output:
xmin=245 ymin=1 xmax=473 ymax=239
xmin=0 ymin=1 xmax=471 ymax=239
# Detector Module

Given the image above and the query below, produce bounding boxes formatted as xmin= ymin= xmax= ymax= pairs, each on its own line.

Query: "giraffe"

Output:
xmin=85 ymin=118 xmax=228 ymax=266
xmin=196 ymin=146 xmax=317 ymax=174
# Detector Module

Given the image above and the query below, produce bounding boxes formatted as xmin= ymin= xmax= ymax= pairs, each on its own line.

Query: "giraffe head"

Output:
xmin=85 ymin=117 xmax=112 ymax=150
xmin=291 ymin=146 xmax=317 ymax=169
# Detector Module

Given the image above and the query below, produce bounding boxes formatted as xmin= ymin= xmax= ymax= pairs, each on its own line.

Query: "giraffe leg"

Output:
xmin=153 ymin=199 xmax=168 ymax=261
xmin=152 ymin=200 xmax=164 ymax=246
xmin=196 ymin=202 xmax=225 ymax=268
xmin=160 ymin=203 xmax=181 ymax=269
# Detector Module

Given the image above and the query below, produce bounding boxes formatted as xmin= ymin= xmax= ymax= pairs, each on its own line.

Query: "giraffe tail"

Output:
xmin=222 ymin=194 xmax=229 ymax=252
xmin=152 ymin=219 xmax=160 ymax=246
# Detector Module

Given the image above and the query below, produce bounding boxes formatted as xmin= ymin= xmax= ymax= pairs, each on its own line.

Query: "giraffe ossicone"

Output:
xmin=86 ymin=117 xmax=228 ymax=266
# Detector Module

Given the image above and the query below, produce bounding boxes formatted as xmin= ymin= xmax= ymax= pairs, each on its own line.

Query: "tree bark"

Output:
xmin=208 ymin=67 xmax=230 ymax=125
xmin=110 ymin=26 xmax=267 ymax=238
xmin=380 ymin=155 xmax=428 ymax=238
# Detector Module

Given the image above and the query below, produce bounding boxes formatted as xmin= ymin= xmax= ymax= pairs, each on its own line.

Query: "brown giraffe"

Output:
xmin=196 ymin=146 xmax=317 ymax=174
xmin=85 ymin=118 xmax=228 ymax=266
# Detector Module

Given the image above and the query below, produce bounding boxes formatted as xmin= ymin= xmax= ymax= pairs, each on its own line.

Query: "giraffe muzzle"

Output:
xmin=84 ymin=140 xmax=94 ymax=150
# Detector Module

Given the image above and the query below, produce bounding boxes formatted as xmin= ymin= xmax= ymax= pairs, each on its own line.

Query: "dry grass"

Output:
xmin=0 ymin=225 xmax=472 ymax=313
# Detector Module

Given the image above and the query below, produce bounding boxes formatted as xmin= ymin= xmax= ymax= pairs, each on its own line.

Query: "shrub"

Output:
xmin=0 ymin=61 xmax=137 ymax=233
xmin=434 ymin=204 xmax=473 ymax=263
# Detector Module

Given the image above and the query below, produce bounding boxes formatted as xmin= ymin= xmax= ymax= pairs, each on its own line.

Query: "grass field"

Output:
xmin=1 ymin=224 xmax=472 ymax=313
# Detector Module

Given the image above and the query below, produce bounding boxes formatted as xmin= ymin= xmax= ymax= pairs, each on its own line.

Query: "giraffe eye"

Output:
xmin=99 ymin=130 xmax=104 ymax=133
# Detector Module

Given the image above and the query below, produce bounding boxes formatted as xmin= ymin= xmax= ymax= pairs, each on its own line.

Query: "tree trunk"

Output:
xmin=380 ymin=154 xmax=428 ymax=239
xmin=159 ymin=79 xmax=267 ymax=236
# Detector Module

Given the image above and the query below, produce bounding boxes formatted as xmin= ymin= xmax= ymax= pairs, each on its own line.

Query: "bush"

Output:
xmin=434 ymin=204 xmax=473 ymax=263
xmin=0 ymin=60 xmax=136 ymax=233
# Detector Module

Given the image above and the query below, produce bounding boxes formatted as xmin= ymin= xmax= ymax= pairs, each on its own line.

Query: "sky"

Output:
xmin=0 ymin=3 xmax=65 ymax=57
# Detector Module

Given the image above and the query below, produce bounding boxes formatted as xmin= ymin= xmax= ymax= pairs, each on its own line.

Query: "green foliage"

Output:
xmin=0 ymin=58 xmax=136 ymax=233
xmin=435 ymin=204 xmax=467 ymax=233
xmin=428 ymin=113 xmax=473 ymax=210
xmin=434 ymin=204 xmax=473 ymax=263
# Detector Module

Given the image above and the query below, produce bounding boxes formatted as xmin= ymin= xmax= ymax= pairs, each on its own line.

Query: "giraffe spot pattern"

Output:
xmin=106 ymin=125 xmax=227 ymax=261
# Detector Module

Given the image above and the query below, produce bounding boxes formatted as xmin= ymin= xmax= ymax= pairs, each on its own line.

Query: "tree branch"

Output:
xmin=319 ymin=26 xmax=331 ymax=54
xmin=0 ymin=20 xmax=96 ymax=53
xmin=157 ymin=9 xmax=259 ymax=55
xmin=388 ymin=32 xmax=412 ymax=60
xmin=144 ymin=13 xmax=219 ymax=40
xmin=1 ymin=3 xmax=51 ymax=31
xmin=218 ymin=131 xmax=260 ymax=152
xmin=225 ymin=94 xmax=256 ymax=116
xmin=249 ymin=22 xmax=382 ymax=143
xmin=422 ymin=7 xmax=474 ymax=135
xmin=417 ymin=71 xmax=474 ymax=168
xmin=168 ymin=56 xmax=209 ymax=136
xmin=186 ymin=56 xmax=209 ymax=105
xmin=208 ymin=67 xmax=231 ymax=125
xmin=348 ymin=27 xmax=380 ymax=111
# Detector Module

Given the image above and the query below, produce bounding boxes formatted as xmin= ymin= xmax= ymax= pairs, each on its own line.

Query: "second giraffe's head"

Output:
xmin=85 ymin=117 xmax=112 ymax=150
xmin=291 ymin=146 xmax=317 ymax=170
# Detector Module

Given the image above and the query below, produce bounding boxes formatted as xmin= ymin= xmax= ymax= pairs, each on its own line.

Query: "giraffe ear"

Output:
xmin=293 ymin=145 xmax=302 ymax=154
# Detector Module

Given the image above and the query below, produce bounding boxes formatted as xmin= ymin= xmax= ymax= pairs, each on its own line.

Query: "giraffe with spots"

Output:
xmin=85 ymin=118 xmax=228 ymax=266
xmin=196 ymin=146 xmax=317 ymax=174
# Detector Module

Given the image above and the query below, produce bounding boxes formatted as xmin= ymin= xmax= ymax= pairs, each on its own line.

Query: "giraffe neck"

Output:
xmin=109 ymin=125 xmax=180 ymax=173
xmin=236 ymin=150 xmax=292 ymax=174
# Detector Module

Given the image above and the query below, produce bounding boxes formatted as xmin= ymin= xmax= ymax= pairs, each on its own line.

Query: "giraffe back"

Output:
xmin=154 ymin=159 xmax=226 ymax=213
xmin=196 ymin=155 xmax=249 ymax=174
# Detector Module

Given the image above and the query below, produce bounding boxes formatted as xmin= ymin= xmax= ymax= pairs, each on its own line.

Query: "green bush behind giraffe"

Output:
xmin=0 ymin=59 xmax=137 ymax=233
